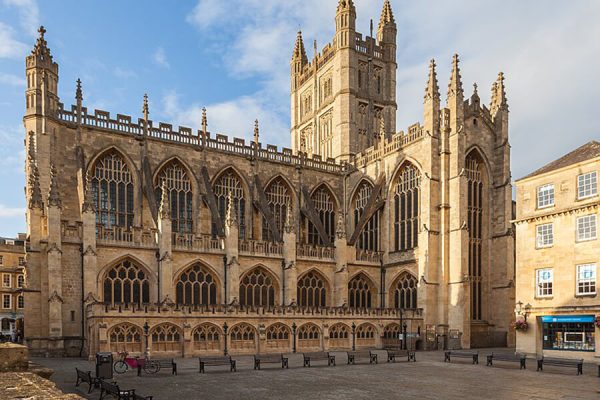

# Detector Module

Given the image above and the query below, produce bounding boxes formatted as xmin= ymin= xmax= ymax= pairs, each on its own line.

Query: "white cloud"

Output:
xmin=113 ymin=67 xmax=137 ymax=79
xmin=0 ymin=125 xmax=26 ymax=174
xmin=153 ymin=47 xmax=170 ymax=69
xmin=0 ymin=72 xmax=26 ymax=87
xmin=2 ymin=0 xmax=39 ymax=37
xmin=0 ymin=204 xmax=25 ymax=218
xmin=0 ymin=22 xmax=28 ymax=58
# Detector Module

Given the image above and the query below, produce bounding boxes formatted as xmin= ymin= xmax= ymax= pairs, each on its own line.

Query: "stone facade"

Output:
xmin=23 ymin=1 xmax=514 ymax=358
xmin=0 ymin=237 xmax=26 ymax=341
xmin=514 ymin=141 xmax=599 ymax=361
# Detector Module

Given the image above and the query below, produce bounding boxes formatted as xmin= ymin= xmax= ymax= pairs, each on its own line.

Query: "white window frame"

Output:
xmin=536 ymin=268 xmax=553 ymax=297
xmin=576 ymin=214 xmax=597 ymax=242
xmin=18 ymin=257 xmax=25 ymax=267
xmin=17 ymin=275 xmax=24 ymax=288
xmin=537 ymin=184 xmax=555 ymax=209
xmin=17 ymin=295 xmax=24 ymax=309
xmin=2 ymin=294 xmax=11 ymax=309
xmin=577 ymin=171 xmax=598 ymax=200
xmin=576 ymin=263 xmax=596 ymax=295
xmin=536 ymin=223 xmax=554 ymax=248
xmin=2 ymin=274 xmax=10 ymax=288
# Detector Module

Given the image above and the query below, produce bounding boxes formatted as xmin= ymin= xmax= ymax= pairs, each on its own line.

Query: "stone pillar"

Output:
xmin=224 ymin=194 xmax=240 ymax=304
xmin=157 ymin=182 xmax=173 ymax=302
xmin=283 ymin=209 xmax=297 ymax=305
xmin=333 ymin=214 xmax=348 ymax=306
xmin=46 ymin=166 xmax=63 ymax=340
xmin=82 ymin=176 xmax=97 ymax=299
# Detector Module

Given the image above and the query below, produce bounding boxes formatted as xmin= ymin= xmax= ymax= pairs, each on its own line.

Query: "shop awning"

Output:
xmin=541 ymin=315 xmax=595 ymax=323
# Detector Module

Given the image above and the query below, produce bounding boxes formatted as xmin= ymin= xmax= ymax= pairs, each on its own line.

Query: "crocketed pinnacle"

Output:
xmin=490 ymin=72 xmax=508 ymax=115
xmin=82 ymin=173 xmax=96 ymax=213
xmin=337 ymin=0 xmax=355 ymax=11
xmin=284 ymin=206 xmax=294 ymax=234
xmin=292 ymin=31 xmax=308 ymax=65
xmin=254 ymin=119 xmax=259 ymax=145
xmin=48 ymin=164 xmax=61 ymax=208
xmin=225 ymin=190 xmax=238 ymax=228
xmin=142 ymin=93 xmax=149 ymax=120
xmin=201 ymin=107 xmax=207 ymax=131
xmin=447 ymin=54 xmax=464 ymax=101
xmin=379 ymin=0 xmax=395 ymax=25
xmin=336 ymin=213 xmax=346 ymax=239
xmin=158 ymin=180 xmax=170 ymax=220
xmin=32 ymin=26 xmax=52 ymax=61
xmin=424 ymin=59 xmax=440 ymax=102
xmin=471 ymin=82 xmax=480 ymax=103
xmin=75 ymin=78 xmax=83 ymax=102
xmin=28 ymin=162 xmax=43 ymax=210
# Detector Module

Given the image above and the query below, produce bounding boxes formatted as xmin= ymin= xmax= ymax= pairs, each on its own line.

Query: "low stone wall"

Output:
xmin=0 ymin=343 xmax=28 ymax=372
xmin=0 ymin=372 xmax=82 ymax=399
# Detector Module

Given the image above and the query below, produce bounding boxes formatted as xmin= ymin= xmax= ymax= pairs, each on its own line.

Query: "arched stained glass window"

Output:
xmin=239 ymin=267 xmax=276 ymax=307
xmin=213 ymin=170 xmax=246 ymax=238
xmin=393 ymin=164 xmax=420 ymax=251
xmin=155 ymin=160 xmax=193 ymax=233
xmin=353 ymin=181 xmax=380 ymax=251
xmin=175 ymin=264 xmax=218 ymax=306
xmin=91 ymin=151 xmax=134 ymax=228
xmin=466 ymin=151 xmax=485 ymax=321
xmin=348 ymin=273 xmax=374 ymax=309
xmin=262 ymin=178 xmax=291 ymax=241
xmin=308 ymin=186 xmax=335 ymax=245
xmin=103 ymin=259 xmax=150 ymax=305
xmin=297 ymin=271 xmax=327 ymax=308
xmin=393 ymin=273 xmax=417 ymax=309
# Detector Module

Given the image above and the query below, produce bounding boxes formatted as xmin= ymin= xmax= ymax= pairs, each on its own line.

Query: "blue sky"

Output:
xmin=0 ymin=0 xmax=599 ymax=237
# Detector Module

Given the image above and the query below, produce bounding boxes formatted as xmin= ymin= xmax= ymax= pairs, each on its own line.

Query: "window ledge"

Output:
xmin=574 ymin=293 xmax=597 ymax=298
xmin=575 ymin=237 xmax=597 ymax=243
xmin=535 ymin=296 xmax=554 ymax=300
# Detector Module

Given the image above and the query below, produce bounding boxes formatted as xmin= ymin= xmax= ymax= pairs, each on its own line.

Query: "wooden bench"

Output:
xmin=136 ymin=359 xmax=177 ymax=376
xmin=486 ymin=352 xmax=526 ymax=369
xmin=253 ymin=354 xmax=289 ymax=370
xmin=302 ymin=352 xmax=336 ymax=367
xmin=383 ymin=346 xmax=416 ymax=362
xmin=537 ymin=356 xmax=583 ymax=375
xmin=98 ymin=379 xmax=135 ymax=400
xmin=199 ymin=356 xmax=236 ymax=373
xmin=444 ymin=351 xmax=479 ymax=364
xmin=75 ymin=367 xmax=97 ymax=394
xmin=347 ymin=350 xmax=378 ymax=365
xmin=132 ymin=392 xmax=153 ymax=400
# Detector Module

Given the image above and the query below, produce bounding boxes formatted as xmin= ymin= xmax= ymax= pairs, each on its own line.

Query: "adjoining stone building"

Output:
xmin=0 ymin=236 xmax=26 ymax=341
xmin=23 ymin=0 xmax=514 ymax=358
xmin=514 ymin=141 xmax=599 ymax=361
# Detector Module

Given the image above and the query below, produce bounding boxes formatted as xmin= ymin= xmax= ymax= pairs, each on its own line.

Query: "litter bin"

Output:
xmin=96 ymin=352 xmax=113 ymax=380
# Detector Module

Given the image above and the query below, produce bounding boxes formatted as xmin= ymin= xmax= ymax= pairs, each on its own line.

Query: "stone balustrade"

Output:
xmin=296 ymin=244 xmax=335 ymax=261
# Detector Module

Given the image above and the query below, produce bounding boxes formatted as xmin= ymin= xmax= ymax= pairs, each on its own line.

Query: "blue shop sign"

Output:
xmin=541 ymin=315 xmax=594 ymax=323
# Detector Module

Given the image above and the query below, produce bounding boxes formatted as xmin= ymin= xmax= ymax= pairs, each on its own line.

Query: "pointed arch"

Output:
xmin=297 ymin=269 xmax=329 ymax=308
xmin=348 ymin=272 xmax=377 ymax=309
xmin=389 ymin=271 xmax=418 ymax=309
xmin=328 ymin=323 xmax=351 ymax=349
xmin=465 ymin=146 xmax=492 ymax=183
xmin=150 ymin=323 xmax=183 ymax=353
xmin=108 ymin=322 xmax=143 ymax=353
xmin=355 ymin=322 xmax=378 ymax=348
xmin=265 ymin=323 xmax=292 ymax=351
xmin=239 ymin=265 xmax=279 ymax=307
xmin=212 ymin=166 xmax=247 ymax=238
xmin=229 ymin=322 xmax=257 ymax=352
xmin=88 ymin=147 xmax=136 ymax=229
xmin=297 ymin=323 xmax=321 ymax=350
xmin=174 ymin=262 xmax=220 ymax=306
xmin=382 ymin=323 xmax=401 ymax=346
xmin=391 ymin=160 xmax=421 ymax=252
xmin=154 ymin=157 xmax=194 ymax=233
xmin=262 ymin=175 xmax=293 ymax=241
xmin=192 ymin=322 xmax=223 ymax=353
xmin=101 ymin=257 xmax=152 ymax=306
xmin=351 ymin=179 xmax=381 ymax=251
xmin=307 ymin=183 xmax=338 ymax=246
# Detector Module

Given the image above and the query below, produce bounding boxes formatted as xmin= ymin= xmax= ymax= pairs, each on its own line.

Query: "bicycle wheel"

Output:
xmin=144 ymin=360 xmax=160 ymax=374
xmin=113 ymin=360 xmax=128 ymax=374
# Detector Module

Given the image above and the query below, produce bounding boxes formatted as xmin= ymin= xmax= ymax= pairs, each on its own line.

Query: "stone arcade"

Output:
xmin=23 ymin=1 xmax=514 ymax=358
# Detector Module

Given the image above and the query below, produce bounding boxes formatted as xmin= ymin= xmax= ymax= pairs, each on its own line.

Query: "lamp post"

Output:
xmin=223 ymin=322 xmax=229 ymax=356
xmin=351 ymin=322 xmax=356 ymax=351
xmin=403 ymin=322 xmax=408 ymax=351
xmin=399 ymin=308 xmax=404 ymax=349
xmin=223 ymin=256 xmax=228 ymax=305
xmin=292 ymin=322 xmax=297 ymax=353
xmin=143 ymin=321 xmax=150 ymax=358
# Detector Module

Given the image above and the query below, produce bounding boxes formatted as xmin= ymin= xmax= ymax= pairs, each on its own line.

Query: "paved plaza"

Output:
xmin=35 ymin=349 xmax=599 ymax=400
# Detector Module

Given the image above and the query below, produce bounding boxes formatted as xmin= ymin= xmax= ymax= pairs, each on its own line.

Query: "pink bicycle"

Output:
xmin=113 ymin=350 xmax=159 ymax=374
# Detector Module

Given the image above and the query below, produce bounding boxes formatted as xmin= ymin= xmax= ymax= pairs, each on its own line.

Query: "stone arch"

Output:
xmin=154 ymin=157 xmax=195 ymax=233
xmin=309 ymin=182 xmax=340 ymax=211
xmin=101 ymin=257 xmax=152 ymax=306
xmin=262 ymin=175 xmax=294 ymax=241
xmin=228 ymin=323 xmax=257 ymax=353
xmin=239 ymin=266 xmax=279 ymax=307
xmin=389 ymin=271 xmax=418 ymax=309
xmin=382 ymin=323 xmax=401 ymax=346
xmin=192 ymin=323 xmax=223 ymax=354
xmin=347 ymin=272 xmax=377 ymax=309
xmin=86 ymin=145 xmax=138 ymax=178
xmin=465 ymin=146 xmax=492 ymax=184
xmin=152 ymin=155 xmax=198 ymax=186
xmin=390 ymin=160 xmax=422 ymax=252
xmin=328 ymin=322 xmax=351 ymax=349
xmin=297 ymin=323 xmax=321 ymax=350
xmin=297 ymin=269 xmax=330 ymax=308
xmin=174 ymin=262 xmax=220 ymax=306
xmin=265 ymin=323 xmax=292 ymax=351
xmin=306 ymin=183 xmax=338 ymax=246
xmin=350 ymin=179 xmax=381 ymax=252
xmin=107 ymin=322 xmax=143 ymax=353
xmin=211 ymin=166 xmax=248 ymax=238
xmin=150 ymin=323 xmax=183 ymax=354
xmin=355 ymin=322 xmax=378 ymax=348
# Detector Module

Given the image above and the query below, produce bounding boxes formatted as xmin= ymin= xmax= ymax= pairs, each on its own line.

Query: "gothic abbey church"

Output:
xmin=23 ymin=0 xmax=515 ymax=357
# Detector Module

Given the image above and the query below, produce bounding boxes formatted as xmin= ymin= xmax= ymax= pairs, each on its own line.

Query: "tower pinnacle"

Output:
xmin=424 ymin=59 xmax=440 ymax=102
xmin=292 ymin=31 xmax=308 ymax=65
xmin=447 ymin=54 xmax=464 ymax=101
xmin=379 ymin=0 xmax=395 ymax=25
xmin=75 ymin=78 xmax=83 ymax=102
xmin=142 ymin=93 xmax=149 ymax=121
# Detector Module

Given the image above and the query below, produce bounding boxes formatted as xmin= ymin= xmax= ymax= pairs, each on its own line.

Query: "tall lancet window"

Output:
xmin=91 ymin=151 xmax=134 ymax=228
xmin=262 ymin=178 xmax=291 ymax=242
xmin=213 ymin=169 xmax=246 ymax=238
xmin=393 ymin=163 xmax=421 ymax=252
xmin=307 ymin=186 xmax=336 ymax=246
xmin=466 ymin=151 xmax=485 ymax=321
xmin=353 ymin=181 xmax=380 ymax=251
xmin=155 ymin=160 xmax=193 ymax=233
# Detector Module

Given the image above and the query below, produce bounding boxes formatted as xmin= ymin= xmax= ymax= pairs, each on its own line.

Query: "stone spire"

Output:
xmin=47 ymin=164 xmax=61 ymax=208
xmin=75 ymin=78 xmax=83 ymax=102
xmin=337 ymin=0 xmax=355 ymax=11
xmin=447 ymin=54 xmax=464 ymax=101
xmin=82 ymin=173 xmax=96 ymax=213
xmin=142 ymin=93 xmax=149 ymax=121
xmin=471 ymin=82 xmax=480 ymax=103
xmin=495 ymin=72 xmax=508 ymax=110
xmin=253 ymin=119 xmax=260 ymax=146
xmin=424 ymin=59 xmax=440 ymax=102
xmin=28 ymin=163 xmax=43 ymax=210
xmin=379 ymin=0 xmax=395 ymax=25
xmin=225 ymin=190 xmax=238 ymax=227
xmin=31 ymin=26 xmax=52 ymax=61
xmin=336 ymin=213 xmax=346 ymax=239
xmin=158 ymin=180 xmax=170 ymax=219
xmin=292 ymin=31 xmax=308 ymax=65
xmin=27 ymin=131 xmax=36 ymax=161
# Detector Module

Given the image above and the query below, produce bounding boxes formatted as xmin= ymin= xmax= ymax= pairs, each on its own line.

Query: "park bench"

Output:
xmin=383 ymin=346 xmax=416 ymax=362
xmin=136 ymin=359 xmax=177 ymax=376
xmin=536 ymin=356 xmax=583 ymax=375
xmin=253 ymin=353 xmax=289 ymax=370
xmin=486 ymin=352 xmax=526 ymax=369
xmin=444 ymin=351 xmax=479 ymax=364
xmin=98 ymin=379 xmax=135 ymax=400
xmin=199 ymin=355 xmax=237 ymax=373
xmin=132 ymin=392 xmax=153 ymax=400
xmin=302 ymin=351 xmax=336 ymax=367
xmin=75 ymin=367 xmax=97 ymax=394
xmin=347 ymin=350 xmax=378 ymax=365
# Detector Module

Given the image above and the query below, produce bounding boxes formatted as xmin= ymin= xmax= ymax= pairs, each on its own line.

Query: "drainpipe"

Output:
xmin=379 ymin=256 xmax=385 ymax=310
xmin=78 ymin=244 xmax=85 ymax=357
xmin=223 ymin=256 xmax=228 ymax=305
xmin=281 ymin=259 xmax=286 ymax=306
xmin=155 ymin=251 xmax=161 ymax=303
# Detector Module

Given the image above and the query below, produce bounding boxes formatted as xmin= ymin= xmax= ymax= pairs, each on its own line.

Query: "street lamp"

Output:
xmin=291 ymin=322 xmax=297 ymax=353
xmin=223 ymin=322 xmax=229 ymax=356
xmin=223 ymin=256 xmax=228 ymax=305
xmin=515 ymin=301 xmax=532 ymax=320
xmin=143 ymin=321 xmax=150 ymax=358
xmin=403 ymin=322 xmax=408 ymax=351
xmin=351 ymin=322 xmax=356 ymax=351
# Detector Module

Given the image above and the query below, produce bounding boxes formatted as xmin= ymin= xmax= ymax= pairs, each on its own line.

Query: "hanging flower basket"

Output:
xmin=512 ymin=320 xmax=528 ymax=332
xmin=595 ymin=315 xmax=600 ymax=329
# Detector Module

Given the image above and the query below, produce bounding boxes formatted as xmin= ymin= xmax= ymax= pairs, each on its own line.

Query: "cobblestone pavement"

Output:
xmin=34 ymin=349 xmax=599 ymax=400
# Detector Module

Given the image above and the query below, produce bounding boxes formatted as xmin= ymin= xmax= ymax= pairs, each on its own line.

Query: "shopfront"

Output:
xmin=541 ymin=315 xmax=595 ymax=353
